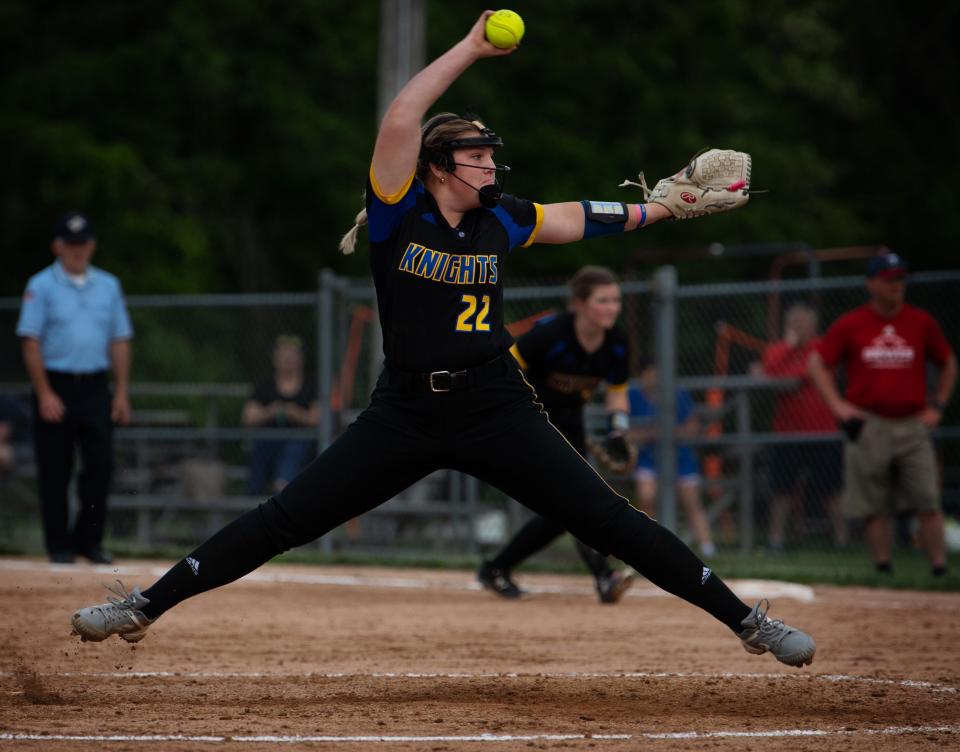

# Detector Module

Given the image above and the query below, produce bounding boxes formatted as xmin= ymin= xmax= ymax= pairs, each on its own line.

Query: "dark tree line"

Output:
xmin=2 ymin=1 xmax=957 ymax=294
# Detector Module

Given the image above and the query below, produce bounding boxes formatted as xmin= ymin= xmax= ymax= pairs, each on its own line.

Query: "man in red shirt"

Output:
xmin=763 ymin=303 xmax=846 ymax=551
xmin=808 ymin=253 xmax=957 ymax=575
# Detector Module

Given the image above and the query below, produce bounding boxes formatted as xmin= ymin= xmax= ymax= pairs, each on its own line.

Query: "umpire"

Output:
xmin=16 ymin=212 xmax=133 ymax=564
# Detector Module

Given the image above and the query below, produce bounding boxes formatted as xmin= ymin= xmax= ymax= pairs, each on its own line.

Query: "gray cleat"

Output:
xmin=739 ymin=599 xmax=816 ymax=667
xmin=596 ymin=569 xmax=636 ymax=604
xmin=71 ymin=580 xmax=154 ymax=643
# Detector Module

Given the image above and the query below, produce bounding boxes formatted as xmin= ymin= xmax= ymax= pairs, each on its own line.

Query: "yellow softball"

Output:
xmin=485 ymin=9 xmax=525 ymax=49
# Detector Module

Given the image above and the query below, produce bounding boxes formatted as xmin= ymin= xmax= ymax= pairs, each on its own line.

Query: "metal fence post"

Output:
xmin=735 ymin=390 xmax=754 ymax=552
xmin=653 ymin=265 xmax=678 ymax=532
xmin=318 ymin=269 xmax=335 ymax=454
xmin=317 ymin=269 xmax=336 ymax=554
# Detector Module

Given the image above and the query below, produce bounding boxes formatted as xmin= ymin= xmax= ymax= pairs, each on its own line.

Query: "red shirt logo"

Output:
xmin=861 ymin=325 xmax=915 ymax=370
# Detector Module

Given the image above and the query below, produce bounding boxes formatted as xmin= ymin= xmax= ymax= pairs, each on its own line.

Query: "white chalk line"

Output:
xmin=0 ymin=558 xmax=815 ymax=601
xmin=3 ymin=669 xmax=955 ymax=694
xmin=2 ymin=726 xmax=959 ymax=743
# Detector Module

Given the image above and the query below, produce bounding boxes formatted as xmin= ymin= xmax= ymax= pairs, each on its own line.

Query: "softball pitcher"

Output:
xmin=72 ymin=11 xmax=815 ymax=668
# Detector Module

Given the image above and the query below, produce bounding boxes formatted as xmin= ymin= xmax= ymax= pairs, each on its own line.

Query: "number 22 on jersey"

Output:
xmin=456 ymin=294 xmax=491 ymax=332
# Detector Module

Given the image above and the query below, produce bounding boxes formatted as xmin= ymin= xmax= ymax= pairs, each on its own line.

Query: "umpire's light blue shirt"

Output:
xmin=16 ymin=261 xmax=133 ymax=373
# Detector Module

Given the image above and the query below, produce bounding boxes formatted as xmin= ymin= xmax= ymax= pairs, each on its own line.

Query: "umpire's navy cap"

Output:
xmin=866 ymin=252 xmax=908 ymax=279
xmin=54 ymin=212 xmax=94 ymax=244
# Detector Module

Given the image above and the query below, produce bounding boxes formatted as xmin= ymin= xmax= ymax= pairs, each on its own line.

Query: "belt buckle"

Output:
xmin=429 ymin=370 xmax=452 ymax=393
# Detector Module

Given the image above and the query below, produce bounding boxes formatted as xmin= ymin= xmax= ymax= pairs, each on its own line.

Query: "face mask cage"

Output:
xmin=419 ymin=117 xmax=510 ymax=206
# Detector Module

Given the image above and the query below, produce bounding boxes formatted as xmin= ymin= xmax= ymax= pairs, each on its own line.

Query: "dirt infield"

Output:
xmin=1 ymin=558 xmax=958 ymax=751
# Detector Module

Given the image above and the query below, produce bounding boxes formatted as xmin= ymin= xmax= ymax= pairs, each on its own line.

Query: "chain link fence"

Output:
xmin=1 ymin=267 xmax=958 ymax=572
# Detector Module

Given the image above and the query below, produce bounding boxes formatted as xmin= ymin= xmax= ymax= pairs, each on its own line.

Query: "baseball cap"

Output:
xmin=54 ymin=212 xmax=94 ymax=244
xmin=866 ymin=252 xmax=908 ymax=279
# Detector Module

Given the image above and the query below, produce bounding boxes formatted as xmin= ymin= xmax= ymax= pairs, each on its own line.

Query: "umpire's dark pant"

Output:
xmin=33 ymin=371 xmax=113 ymax=556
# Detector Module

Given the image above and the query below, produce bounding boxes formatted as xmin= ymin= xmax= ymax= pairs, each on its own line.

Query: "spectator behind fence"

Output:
xmin=808 ymin=253 xmax=957 ymax=576
xmin=761 ymin=303 xmax=847 ymax=551
xmin=629 ymin=362 xmax=716 ymax=558
xmin=242 ymin=335 xmax=319 ymax=495
xmin=15 ymin=212 xmax=133 ymax=564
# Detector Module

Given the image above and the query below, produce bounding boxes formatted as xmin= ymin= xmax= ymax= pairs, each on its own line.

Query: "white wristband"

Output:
xmin=609 ymin=412 xmax=630 ymax=432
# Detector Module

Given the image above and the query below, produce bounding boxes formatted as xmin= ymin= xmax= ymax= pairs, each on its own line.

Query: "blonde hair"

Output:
xmin=338 ymin=202 xmax=367 ymax=255
xmin=339 ymin=114 xmax=489 ymax=255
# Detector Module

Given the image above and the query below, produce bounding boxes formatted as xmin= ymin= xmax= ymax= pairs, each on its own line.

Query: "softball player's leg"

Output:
xmin=479 ymin=514 xmax=621 ymax=599
xmin=477 ymin=414 xmax=623 ymax=601
xmin=71 ymin=393 xmax=442 ymax=641
xmin=457 ymin=414 xmax=747 ymax=625
xmin=480 ymin=513 xmax=567 ymax=597
xmin=453 ymin=386 xmax=815 ymax=665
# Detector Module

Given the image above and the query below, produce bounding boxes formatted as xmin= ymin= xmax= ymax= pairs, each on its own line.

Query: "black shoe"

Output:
xmin=477 ymin=563 xmax=524 ymax=599
xmin=49 ymin=550 xmax=75 ymax=564
xmin=77 ymin=547 xmax=114 ymax=565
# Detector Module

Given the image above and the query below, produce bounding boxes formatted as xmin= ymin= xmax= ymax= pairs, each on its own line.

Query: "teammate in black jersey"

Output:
xmin=478 ymin=266 xmax=637 ymax=603
xmin=72 ymin=11 xmax=816 ymax=668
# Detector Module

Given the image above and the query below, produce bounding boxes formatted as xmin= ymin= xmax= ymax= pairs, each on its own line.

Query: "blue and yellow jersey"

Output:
xmin=366 ymin=167 xmax=543 ymax=372
xmin=510 ymin=311 xmax=629 ymax=435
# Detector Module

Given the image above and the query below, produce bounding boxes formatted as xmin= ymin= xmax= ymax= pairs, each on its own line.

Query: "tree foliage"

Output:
xmin=1 ymin=1 xmax=956 ymax=294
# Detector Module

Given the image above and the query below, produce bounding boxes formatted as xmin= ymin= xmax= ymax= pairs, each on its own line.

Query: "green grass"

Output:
xmin=2 ymin=520 xmax=957 ymax=592
xmin=107 ymin=539 xmax=960 ymax=592
xmin=697 ymin=547 xmax=960 ymax=591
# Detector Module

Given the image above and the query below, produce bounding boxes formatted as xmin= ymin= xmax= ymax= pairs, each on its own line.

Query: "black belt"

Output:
xmin=386 ymin=354 xmax=510 ymax=393
xmin=46 ymin=370 xmax=108 ymax=384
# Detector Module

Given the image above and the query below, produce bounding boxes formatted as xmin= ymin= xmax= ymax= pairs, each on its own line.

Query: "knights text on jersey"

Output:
xmin=366 ymin=167 xmax=543 ymax=372
xmin=512 ymin=312 xmax=629 ymax=430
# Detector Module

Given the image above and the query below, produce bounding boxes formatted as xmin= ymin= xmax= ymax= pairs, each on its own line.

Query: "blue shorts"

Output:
xmin=635 ymin=446 xmax=700 ymax=482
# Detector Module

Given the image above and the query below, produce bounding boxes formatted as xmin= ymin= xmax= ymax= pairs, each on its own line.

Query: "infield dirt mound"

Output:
xmin=1 ymin=560 xmax=958 ymax=751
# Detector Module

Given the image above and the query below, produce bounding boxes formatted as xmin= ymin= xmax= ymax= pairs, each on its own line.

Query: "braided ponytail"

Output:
xmin=338 ymin=204 xmax=368 ymax=255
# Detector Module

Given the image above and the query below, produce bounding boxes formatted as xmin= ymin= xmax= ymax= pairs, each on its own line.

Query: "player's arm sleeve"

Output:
xmin=492 ymin=194 xmax=544 ymax=249
xmin=366 ymin=165 xmax=419 ymax=244
xmin=606 ymin=330 xmax=630 ymax=387
xmin=15 ymin=280 xmax=46 ymax=338
xmin=605 ymin=353 xmax=630 ymax=409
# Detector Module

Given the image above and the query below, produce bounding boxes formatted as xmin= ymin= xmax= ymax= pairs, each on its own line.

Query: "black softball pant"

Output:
xmin=486 ymin=425 xmax=614 ymax=579
xmin=33 ymin=372 xmax=113 ymax=556
xmin=142 ymin=366 xmax=750 ymax=633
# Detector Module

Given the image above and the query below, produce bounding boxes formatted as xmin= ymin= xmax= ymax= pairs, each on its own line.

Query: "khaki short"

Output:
xmin=843 ymin=414 xmax=940 ymax=519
